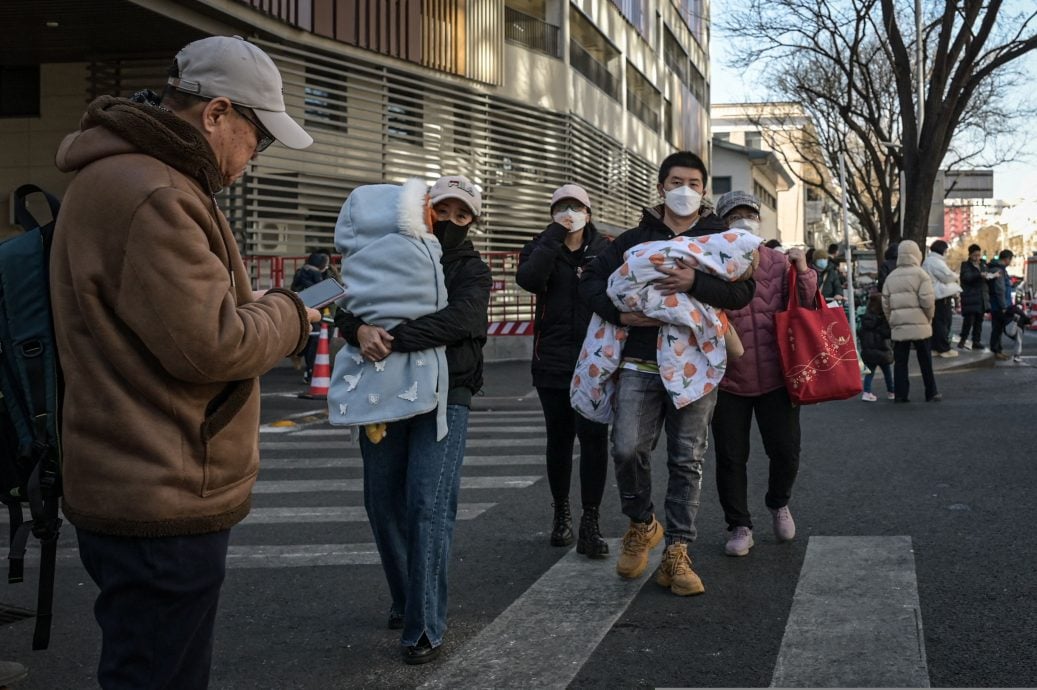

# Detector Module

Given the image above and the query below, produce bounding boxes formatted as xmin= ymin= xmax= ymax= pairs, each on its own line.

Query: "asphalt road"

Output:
xmin=3 ymin=330 xmax=1036 ymax=688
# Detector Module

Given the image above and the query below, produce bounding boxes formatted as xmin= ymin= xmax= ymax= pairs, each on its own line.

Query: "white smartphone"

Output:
xmin=297 ymin=277 xmax=347 ymax=309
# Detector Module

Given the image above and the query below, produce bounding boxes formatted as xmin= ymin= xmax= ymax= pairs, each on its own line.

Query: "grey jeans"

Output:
xmin=611 ymin=369 xmax=717 ymax=543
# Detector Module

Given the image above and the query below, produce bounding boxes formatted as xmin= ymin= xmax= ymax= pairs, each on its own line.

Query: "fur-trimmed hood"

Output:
xmin=55 ymin=95 xmax=224 ymax=194
xmin=335 ymin=178 xmax=432 ymax=258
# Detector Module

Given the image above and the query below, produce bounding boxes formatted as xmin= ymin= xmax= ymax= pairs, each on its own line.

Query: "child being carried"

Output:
xmin=571 ymin=229 xmax=761 ymax=423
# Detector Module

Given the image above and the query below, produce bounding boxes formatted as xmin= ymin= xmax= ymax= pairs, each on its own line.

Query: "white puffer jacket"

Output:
xmin=881 ymin=240 xmax=935 ymax=341
xmin=922 ymin=251 xmax=963 ymax=300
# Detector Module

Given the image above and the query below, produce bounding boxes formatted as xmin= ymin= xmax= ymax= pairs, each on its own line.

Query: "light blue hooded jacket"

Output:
xmin=328 ymin=178 xmax=450 ymax=439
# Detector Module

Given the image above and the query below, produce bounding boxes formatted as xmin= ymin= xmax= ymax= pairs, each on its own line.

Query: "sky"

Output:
xmin=708 ymin=11 xmax=1037 ymax=203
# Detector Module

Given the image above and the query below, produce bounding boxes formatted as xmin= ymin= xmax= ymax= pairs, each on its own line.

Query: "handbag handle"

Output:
xmin=786 ymin=264 xmax=829 ymax=312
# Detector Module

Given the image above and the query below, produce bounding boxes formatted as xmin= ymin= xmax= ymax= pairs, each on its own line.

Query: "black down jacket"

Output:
xmin=336 ymin=240 xmax=492 ymax=406
xmin=958 ymin=260 xmax=990 ymax=315
xmin=516 ymin=222 xmax=609 ymax=389
xmin=857 ymin=311 xmax=894 ymax=368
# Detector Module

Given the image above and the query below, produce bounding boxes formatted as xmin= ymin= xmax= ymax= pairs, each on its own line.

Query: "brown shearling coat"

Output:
xmin=51 ymin=96 xmax=310 ymax=537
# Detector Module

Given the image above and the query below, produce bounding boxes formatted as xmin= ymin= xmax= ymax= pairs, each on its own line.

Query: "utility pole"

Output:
xmin=839 ymin=150 xmax=856 ymax=350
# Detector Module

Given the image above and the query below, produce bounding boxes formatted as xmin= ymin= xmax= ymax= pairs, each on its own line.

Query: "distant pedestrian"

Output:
xmin=292 ymin=251 xmax=332 ymax=383
xmin=813 ymin=250 xmax=845 ymax=304
xmin=882 ymin=240 xmax=939 ymax=402
xmin=710 ymin=191 xmax=816 ymax=557
xmin=876 ymin=244 xmax=898 ymax=291
xmin=580 ymin=152 xmax=755 ymax=596
xmin=957 ymin=243 xmax=989 ymax=351
xmin=515 ymin=183 xmax=610 ymax=558
xmin=922 ymin=240 xmax=962 ymax=358
xmin=858 ymin=293 xmax=895 ymax=401
xmin=50 ymin=36 xmax=318 ymax=688
xmin=986 ymin=249 xmax=1015 ymax=360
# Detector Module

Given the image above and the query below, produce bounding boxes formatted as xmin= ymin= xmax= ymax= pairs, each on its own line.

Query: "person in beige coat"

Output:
xmin=881 ymin=240 xmax=940 ymax=402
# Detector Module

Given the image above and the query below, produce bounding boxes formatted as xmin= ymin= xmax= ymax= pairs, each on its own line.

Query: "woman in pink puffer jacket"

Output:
xmin=709 ymin=191 xmax=816 ymax=558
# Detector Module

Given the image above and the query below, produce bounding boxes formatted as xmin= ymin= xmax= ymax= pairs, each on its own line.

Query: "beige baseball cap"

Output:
xmin=169 ymin=35 xmax=313 ymax=150
xmin=551 ymin=183 xmax=592 ymax=210
xmin=429 ymin=175 xmax=481 ymax=216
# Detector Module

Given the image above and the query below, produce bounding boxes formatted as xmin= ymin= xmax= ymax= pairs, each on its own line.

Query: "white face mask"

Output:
xmin=664 ymin=186 xmax=703 ymax=217
xmin=727 ymin=218 xmax=761 ymax=234
xmin=553 ymin=209 xmax=588 ymax=233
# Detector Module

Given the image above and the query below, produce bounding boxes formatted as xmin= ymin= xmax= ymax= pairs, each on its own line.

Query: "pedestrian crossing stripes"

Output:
xmin=261 ymin=454 xmax=559 ymax=469
xmin=251 ymin=476 xmax=541 ymax=493
xmin=241 ymin=503 xmax=496 ymax=525
xmin=259 ymin=437 xmax=546 ymax=450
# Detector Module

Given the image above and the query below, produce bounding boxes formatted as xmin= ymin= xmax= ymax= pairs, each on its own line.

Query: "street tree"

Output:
xmin=719 ymin=0 xmax=1037 ymax=256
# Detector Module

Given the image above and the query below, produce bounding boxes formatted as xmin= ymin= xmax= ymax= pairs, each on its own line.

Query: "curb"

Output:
xmin=931 ymin=353 xmax=996 ymax=373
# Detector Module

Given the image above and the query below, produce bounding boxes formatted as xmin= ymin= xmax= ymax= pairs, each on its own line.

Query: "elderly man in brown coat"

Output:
xmin=881 ymin=239 xmax=939 ymax=402
xmin=51 ymin=36 xmax=320 ymax=687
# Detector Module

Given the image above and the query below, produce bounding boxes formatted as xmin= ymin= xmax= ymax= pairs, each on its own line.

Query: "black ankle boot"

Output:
xmin=577 ymin=506 xmax=609 ymax=558
xmin=550 ymin=499 xmax=574 ymax=546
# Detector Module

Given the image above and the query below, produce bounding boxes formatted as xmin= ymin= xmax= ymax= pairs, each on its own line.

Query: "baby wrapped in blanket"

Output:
xmin=571 ymin=230 xmax=762 ymax=423
xmin=327 ymin=178 xmax=451 ymax=441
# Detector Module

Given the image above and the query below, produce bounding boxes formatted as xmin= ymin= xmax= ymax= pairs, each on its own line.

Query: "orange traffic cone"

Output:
xmin=298 ymin=321 xmax=331 ymax=400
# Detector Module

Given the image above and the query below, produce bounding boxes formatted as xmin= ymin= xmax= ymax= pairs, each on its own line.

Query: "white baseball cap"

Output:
xmin=551 ymin=183 xmax=592 ymax=211
xmin=169 ymin=35 xmax=313 ymax=150
xmin=429 ymin=175 xmax=481 ymax=216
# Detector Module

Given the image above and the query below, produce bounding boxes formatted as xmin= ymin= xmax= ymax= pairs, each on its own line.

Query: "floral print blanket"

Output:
xmin=570 ymin=231 xmax=762 ymax=423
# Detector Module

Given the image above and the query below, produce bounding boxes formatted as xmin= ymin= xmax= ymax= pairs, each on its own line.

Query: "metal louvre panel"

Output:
xmin=89 ymin=39 xmax=657 ymax=258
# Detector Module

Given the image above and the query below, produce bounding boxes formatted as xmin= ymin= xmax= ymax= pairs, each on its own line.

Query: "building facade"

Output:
xmin=711 ymin=101 xmax=840 ymax=249
xmin=1 ymin=0 xmax=712 ymax=257
xmin=709 ymin=136 xmax=793 ymax=242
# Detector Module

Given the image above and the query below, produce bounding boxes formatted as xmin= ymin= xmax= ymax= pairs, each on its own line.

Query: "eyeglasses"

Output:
xmin=232 ymin=105 xmax=275 ymax=153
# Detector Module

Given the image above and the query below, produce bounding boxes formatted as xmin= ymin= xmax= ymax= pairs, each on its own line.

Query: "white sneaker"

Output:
xmin=939 ymin=350 xmax=959 ymax=358
xmin=959 ymin=342 xmax=973 ymax=351
xmin=861 ymin=392 xmax=877 ymax=402
xmin=887 ymin=392 xmax=896 ymax=400
xmin=1013 ymin=355 xmax=1023 ymax=363
xmin=770 ymin=506 xmax=796 ymax=542
xmin=725 ymin=526 xmax=754 ymax=557
xmin=982 ymin=347 xmax=992 ymax=354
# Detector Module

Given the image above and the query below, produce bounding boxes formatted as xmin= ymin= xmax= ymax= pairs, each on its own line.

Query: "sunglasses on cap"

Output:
xmin=232 ymin=105 xmax=275 ymax=152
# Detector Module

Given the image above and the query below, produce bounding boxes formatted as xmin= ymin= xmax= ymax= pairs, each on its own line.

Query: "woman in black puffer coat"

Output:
xmin=957 ymin=243 xmax=990 ymax=350
xmin=516 ymin=184 xmax=610 ymax=559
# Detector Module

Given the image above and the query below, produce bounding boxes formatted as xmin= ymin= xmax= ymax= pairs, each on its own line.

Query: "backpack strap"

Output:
xmin=5 ymin=502 xmax=25 ymax=583
xmin=12 ymin=185 xmax=61 ymax=235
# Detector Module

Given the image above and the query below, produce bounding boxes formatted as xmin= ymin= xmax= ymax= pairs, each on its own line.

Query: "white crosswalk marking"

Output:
xmin=237 ymin=406 xmax=545 ymax=568
xmin=252 ymin=476 xmax=541 ymax=493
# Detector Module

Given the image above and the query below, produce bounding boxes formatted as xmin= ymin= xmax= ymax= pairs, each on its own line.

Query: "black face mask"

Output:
xmin=433 ymin=220 xmax=470 ymax=250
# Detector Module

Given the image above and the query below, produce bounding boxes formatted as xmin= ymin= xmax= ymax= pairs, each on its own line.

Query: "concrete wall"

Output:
xmin=0 ymin=63 xmax=85 ymax=238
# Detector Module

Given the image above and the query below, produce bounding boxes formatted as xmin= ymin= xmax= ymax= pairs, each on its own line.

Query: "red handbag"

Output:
xmin=775 ymin=266 xmax=862 ymax=405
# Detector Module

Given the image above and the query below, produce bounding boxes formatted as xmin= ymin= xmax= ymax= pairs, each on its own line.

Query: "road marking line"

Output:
xmin=224 ymin=543 xmax=382 ymax=567
xmin=770 ymin=536 xmax=929 ymax=688
xmin=258 ymin=454 xmax=558 ymax=470
xmin=240 ymin=503 xmax=495 ymax=525
xmin=279 ymin=425 xmax=547 ymax=438
xmin=420 ymin=538 xmax=648 ymax=689
xmin=251 ymin=476 xmax=541 ymax=493
xmin=260 ymin=438 xmax=546 ymax=450
xmin=49 ymin=542 xmax=383 ymax=568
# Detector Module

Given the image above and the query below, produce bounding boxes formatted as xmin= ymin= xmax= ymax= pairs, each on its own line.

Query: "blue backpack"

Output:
xmin=0 ymin=184 xmax=63 ymax=650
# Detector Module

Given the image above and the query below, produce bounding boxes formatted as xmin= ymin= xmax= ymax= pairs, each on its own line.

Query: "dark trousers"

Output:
xmin=77 ymin=528 xmax=231 ymax=690
xmin=302 ymin=333 xmax=319 ymax=378
xmin=931 ymin=298 xmax=952 ymax=352
xmin=711 ymin=387 xmax=801 ymax=531
xmin=893 ymin=339 xmax=937 ymax=401
xmin=990 ymin=309 xmax=1009 ymax=353
xmin=959 ymin=312 xmax=983 ymax=348
xmin=536 ymin=386 xmax=609 ymax=508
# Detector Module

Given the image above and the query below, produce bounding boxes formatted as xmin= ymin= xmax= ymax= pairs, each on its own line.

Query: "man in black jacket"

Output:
xmin=579 ymin=151 xmax=755 ymax=596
